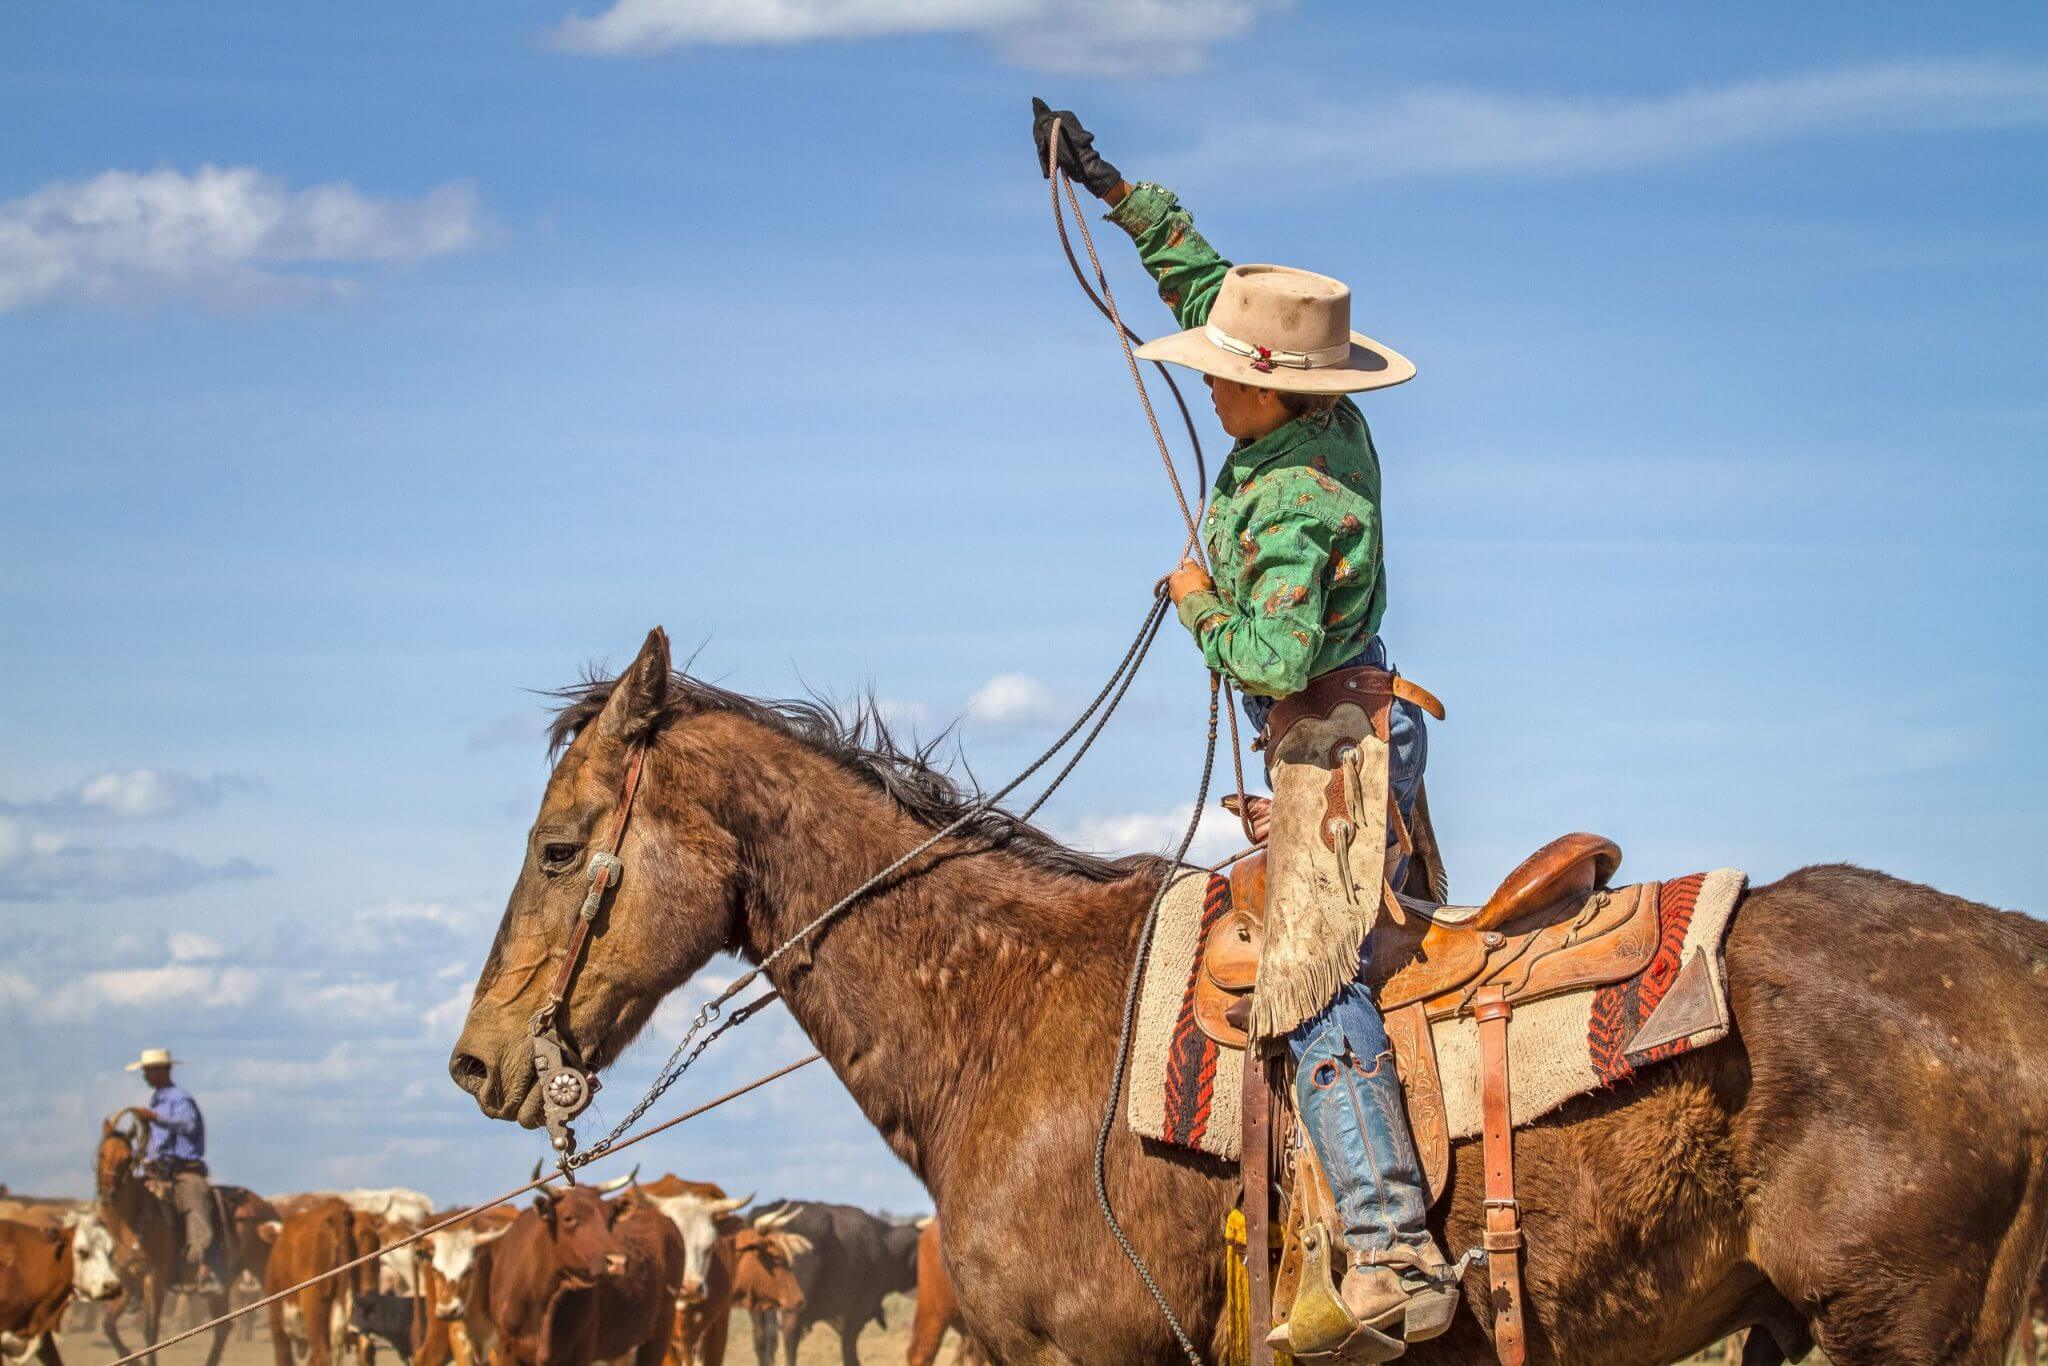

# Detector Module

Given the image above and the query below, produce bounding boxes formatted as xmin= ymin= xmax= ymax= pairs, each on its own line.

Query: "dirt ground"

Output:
xmin=53 ymin=1302 xmax=1837 ymax=1365
xmin=55 ymin=1294 xmax=947 ymax=1366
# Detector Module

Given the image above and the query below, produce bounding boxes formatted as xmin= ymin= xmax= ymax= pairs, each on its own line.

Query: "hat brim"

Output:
xmin=1133 ymin=328 xmax=1414 ymax=395
xmin=126 ymin=1055 xmax=178 ymax=1071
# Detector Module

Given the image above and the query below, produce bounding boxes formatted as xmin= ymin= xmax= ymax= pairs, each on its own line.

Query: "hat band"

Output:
xmin=1204 ymin=323 xmax=1350 ymax=373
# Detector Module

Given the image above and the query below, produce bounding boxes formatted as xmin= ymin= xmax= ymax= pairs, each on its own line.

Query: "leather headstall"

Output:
xmin=529 ymin=746 xmax=648 ymax=1170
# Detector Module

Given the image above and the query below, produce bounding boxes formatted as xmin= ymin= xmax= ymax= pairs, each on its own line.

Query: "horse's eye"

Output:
xmin=541 ymin=842 xmax=581 ymax=870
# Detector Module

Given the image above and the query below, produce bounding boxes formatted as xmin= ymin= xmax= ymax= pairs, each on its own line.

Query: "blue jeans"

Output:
xmin=1250 ymin=639 xmax=1435 ymax=1258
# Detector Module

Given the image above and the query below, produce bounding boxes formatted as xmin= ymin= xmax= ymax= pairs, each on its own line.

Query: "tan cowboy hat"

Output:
xmin=124 ymin=1047 xmax=179 ymax=1072
xmin=1136 ymin=263 xmax=1414 ymax=395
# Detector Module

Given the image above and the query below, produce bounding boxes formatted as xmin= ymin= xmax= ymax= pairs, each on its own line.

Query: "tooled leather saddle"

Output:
xmin=1203 ymin=665 xmax=1667 ymax=1366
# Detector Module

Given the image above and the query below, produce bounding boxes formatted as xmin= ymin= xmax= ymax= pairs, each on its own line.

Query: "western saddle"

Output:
xmin=1198 ymin=666 xmax=1663 ymax=1366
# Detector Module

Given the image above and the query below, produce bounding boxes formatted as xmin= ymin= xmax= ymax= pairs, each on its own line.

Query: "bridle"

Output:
xmin=527 ymin=747 xmax=647 ymax=1163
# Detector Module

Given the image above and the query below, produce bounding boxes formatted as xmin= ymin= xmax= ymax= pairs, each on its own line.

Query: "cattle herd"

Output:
xmin=0 ymin=1175 xmax=984 ymax=1366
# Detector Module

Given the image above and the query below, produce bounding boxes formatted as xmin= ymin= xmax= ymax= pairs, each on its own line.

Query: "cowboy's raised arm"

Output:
xmin=1032 ymin=99 xmax=1232 ymax=332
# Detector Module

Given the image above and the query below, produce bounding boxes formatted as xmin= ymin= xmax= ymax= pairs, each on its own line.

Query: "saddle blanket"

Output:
xmin=1128 ymin=866 xmax=1746 ymax=1161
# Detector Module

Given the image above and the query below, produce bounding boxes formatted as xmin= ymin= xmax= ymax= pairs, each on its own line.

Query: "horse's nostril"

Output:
xmin=449 ymin=1051 xmax=490 ymax=1095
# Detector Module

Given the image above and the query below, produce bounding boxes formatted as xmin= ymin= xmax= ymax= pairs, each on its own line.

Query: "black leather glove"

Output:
xmin=1031 ymin=97 xmax=1123 ymax=199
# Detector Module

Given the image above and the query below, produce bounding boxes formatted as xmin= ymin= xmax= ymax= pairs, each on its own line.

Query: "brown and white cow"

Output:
xmin=262 ymin=1198 xmax=360 ymax=1366
xmin=487 ymin=1186 xmax=681 ymax=1366
xmin=632 ymin=1176 xmax=750 ymax=1366
xmin=0 ymin=1211 xmax=124 ymax=1366
xmin=414 ymin=1205 xmax=519 ymax=1366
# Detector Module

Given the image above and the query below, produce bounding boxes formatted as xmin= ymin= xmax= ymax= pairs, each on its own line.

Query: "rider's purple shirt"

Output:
xmin=146 ymin=1084 xmax=205 ymax=1162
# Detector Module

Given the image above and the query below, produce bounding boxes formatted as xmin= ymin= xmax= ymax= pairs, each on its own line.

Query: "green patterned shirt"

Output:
xmin=1108 ymin=183 xmax=1389 ymax=699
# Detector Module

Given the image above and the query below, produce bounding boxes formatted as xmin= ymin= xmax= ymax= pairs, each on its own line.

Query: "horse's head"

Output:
xmin=95 ymin=1113 xmax=141 ymax=1198
xmin=450 ymin=628 xmax=745 ymax=1125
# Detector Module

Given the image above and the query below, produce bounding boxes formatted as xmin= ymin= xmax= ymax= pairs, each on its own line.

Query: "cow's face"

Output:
xmin=729 ymin=1227 xmax=810 ymax=1312
xmin=422 ymin=1223 xmax=509 ymax=1319
xmin=647 ymin=1191 xmax=749 ymax=1302
xmin=71 ymin=1211 xmax=123 ymax=1301
xmin=534 ymin=1188 xmax=627 ymax=1290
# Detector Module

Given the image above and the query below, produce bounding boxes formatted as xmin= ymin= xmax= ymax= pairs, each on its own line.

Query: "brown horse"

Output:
xmin=450 ymin=629 xmax=2048 ymax=1365
xmin=94 ymin=1113 xmax=262 ymax=1366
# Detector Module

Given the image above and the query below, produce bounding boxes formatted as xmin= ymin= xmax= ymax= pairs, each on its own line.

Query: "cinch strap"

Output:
xmin=1204 ymin=323 xmax=1350 ymax=373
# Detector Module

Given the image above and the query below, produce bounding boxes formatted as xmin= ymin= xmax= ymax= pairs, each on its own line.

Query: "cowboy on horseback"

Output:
xmin=1035 ymin=101 xmax=1456 ymax=1358
xmin=125 ymin=1046 xmax=220 ymax=1293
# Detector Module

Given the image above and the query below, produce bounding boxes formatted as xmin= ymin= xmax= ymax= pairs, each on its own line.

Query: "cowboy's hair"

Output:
xmin=1278 ymin=391 xmax=1342 ymax=420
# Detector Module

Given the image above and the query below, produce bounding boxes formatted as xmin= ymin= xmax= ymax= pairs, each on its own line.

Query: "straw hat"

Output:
xmin=1136 ymin=263 xmax=1414 ymax=395
xmin=124 ymin=1047 xmax=180 ymax=1072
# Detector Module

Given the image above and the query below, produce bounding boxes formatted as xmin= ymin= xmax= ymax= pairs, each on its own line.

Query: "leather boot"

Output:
xmin=1344 ymin=1246 xmax=1460 ymax=1344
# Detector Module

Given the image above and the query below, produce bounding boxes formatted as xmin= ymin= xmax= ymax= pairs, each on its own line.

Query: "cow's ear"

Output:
xmin=533 ymin=1192 xmax=556 ymax=1225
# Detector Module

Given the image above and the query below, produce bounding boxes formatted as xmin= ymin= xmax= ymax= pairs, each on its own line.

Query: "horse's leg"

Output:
xmin=142 ymin=1275 xmax=165 ymax=1366
xmin=103 ymin=1290 xmax=132 ymax=1356
xmin=199 ymin=1289 xmax=230 ymax=1366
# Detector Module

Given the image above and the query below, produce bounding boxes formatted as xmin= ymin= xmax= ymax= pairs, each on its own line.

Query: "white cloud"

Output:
xmin=0 ymin=971 xmax=37 ymax=1010
xmin=2 ymin=769 xmax=258 ymax=822
xmin=224 ymin=1043 xmax=361 ymax=1091
xmin=551 ymin=0 xmax=1278 ymax=76
xmin=421 ymin=986 xmax=472 ymax=1039
xmin=1061 ymin=801 xmax=1248 ymax=864
xmin=328 ymin=899 xmax=478 ymax=955
xmin=294 ymin=979 xmax=404 ymax=1021
xmin=965 ymin=672 xmax=1062 ymax=729
xmin=51 ymin=963 xmax=262 ymax=1022
xmin=166 ymin=932 xmax=223 ymax=963
xmin=1188 ymin=58 xmax=2048 ymax=182
xmin=0 ymin=165 xmax=486 ymax=314
xmin=0 ymin=816 xmax=268 ymax=901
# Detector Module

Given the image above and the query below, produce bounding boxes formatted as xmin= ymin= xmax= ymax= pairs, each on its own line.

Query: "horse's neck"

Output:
xmin=719 ymin=741 xmax=1153 ymax=1192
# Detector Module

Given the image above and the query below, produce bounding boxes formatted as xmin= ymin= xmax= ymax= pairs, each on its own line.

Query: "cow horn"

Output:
xmin=755 ymin=1205 xmax=803 ymax=1231
xmin=711 ymin=1191 xmax=755 ymax=1216
xmin=592 ymin=1164 xmax=640 ymax=1195
xmin=530 ymin=1159 xmax=545 ymax=1183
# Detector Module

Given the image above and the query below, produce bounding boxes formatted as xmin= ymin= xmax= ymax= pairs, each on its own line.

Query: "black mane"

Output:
xmin=547 ymin=669 xmax=1159 ymax=884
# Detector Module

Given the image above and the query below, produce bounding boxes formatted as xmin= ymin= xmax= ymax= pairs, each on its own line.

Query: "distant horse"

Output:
xmin=94 ymin=1111 xmax=267 ymax=1366
xmin=451 ymin=629 xmax=2048 ymax=1364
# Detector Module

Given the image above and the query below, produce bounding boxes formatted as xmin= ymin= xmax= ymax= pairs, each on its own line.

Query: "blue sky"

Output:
xmin=2 ymin=2 xmax=2043 ymax=1211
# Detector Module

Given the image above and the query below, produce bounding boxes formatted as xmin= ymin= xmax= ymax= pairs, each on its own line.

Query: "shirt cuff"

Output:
xmin=1176 ymin=589 xmax=1230 ymax=638
xmin=1107 ymin=182 xmax=1177 ymax=238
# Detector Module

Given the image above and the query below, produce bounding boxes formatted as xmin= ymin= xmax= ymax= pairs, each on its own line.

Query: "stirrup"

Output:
xmin=1282 ymin=1226 xmax=1406 ymax=1363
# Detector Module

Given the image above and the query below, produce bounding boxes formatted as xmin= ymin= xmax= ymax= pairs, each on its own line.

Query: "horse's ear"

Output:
xmin=596 ymin=628 xmax=671 ymax=746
